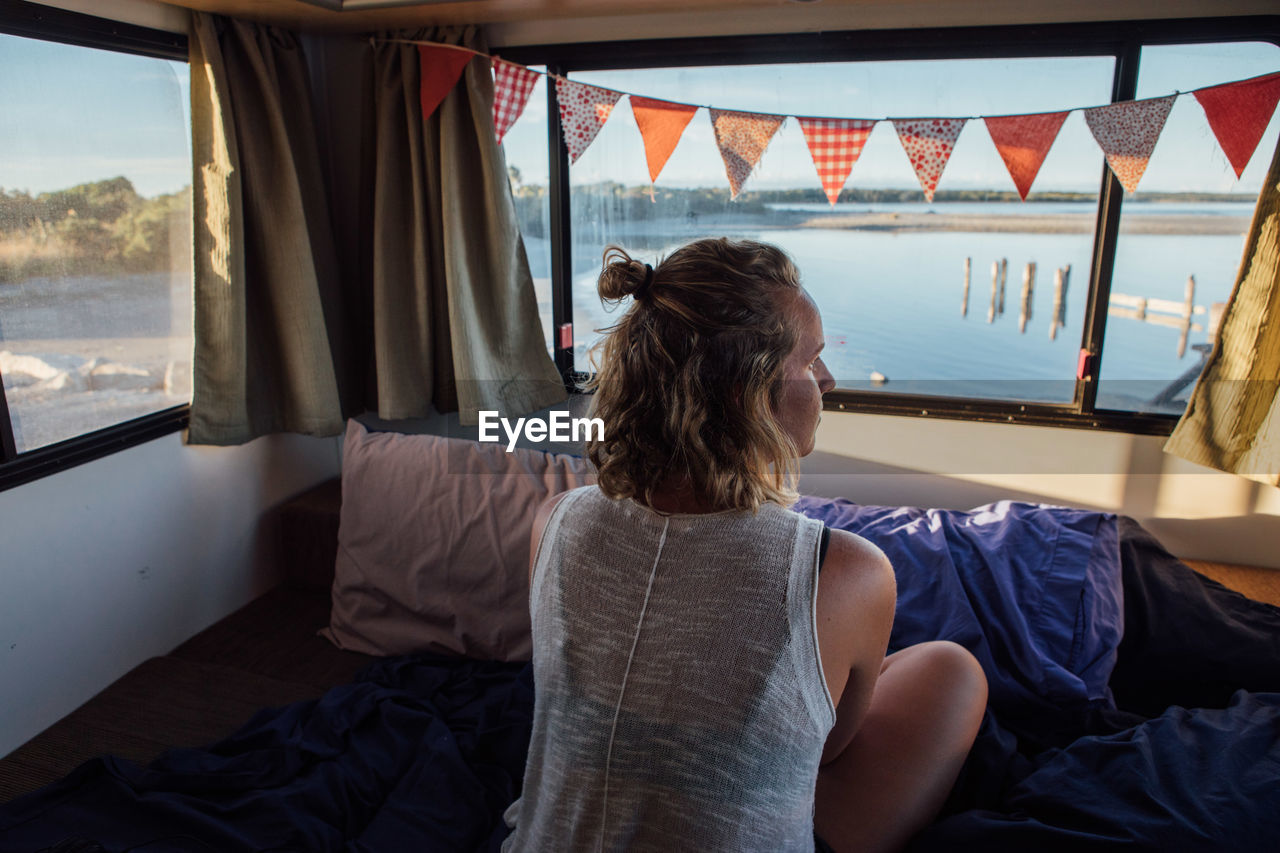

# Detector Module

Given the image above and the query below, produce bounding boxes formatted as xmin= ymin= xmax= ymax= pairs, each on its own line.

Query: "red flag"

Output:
xmin=556 ymin=78 xmax=623 ymax=163
xmin=1083 ymin=95 xmax=1175 ymax=194
xmin=984 ymin=111 xmax=1069 ymax=201
xmin=798 ymin=118 xmax=876 ymax=205
xmin=417 ymin=44 xmax=474 ymax=122
xmin=631 ymin=96 xmax=698 ymax=184
xmin=492 ymin=59 xmax=541 ymax=144
xmin=893 ymin=118 xmax=966 ymax=202
xmin=1193 ymin=72 xmax=1280 ymax=178
xmin=710 ymin=108 xmax=785 ymax=199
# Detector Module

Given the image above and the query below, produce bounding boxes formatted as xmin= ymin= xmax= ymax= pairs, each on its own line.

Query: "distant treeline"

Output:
xmin=0 ymin=177 xmax=191 ymax=283
xmin=510 ymin=178 xmax=1255 ymax=237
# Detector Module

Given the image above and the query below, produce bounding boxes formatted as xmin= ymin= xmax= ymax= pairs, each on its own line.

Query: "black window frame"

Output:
xmin=0 ymin=0 xmax=190 ymax=492
xmin=499 ymin=15 xmax=1280 ymax=436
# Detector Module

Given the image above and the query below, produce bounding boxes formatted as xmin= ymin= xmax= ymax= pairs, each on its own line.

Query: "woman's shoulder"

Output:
xmin=819 ymin=527 xmax=896 ymax=610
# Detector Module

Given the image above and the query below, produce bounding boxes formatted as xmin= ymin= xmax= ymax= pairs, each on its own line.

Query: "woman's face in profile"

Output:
xmin=773 ymin=289 xmax=836 ymax=458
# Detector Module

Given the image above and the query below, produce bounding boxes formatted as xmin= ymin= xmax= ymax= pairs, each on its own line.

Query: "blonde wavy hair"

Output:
xmin=581 ymin=238 xmax=805 ymax=513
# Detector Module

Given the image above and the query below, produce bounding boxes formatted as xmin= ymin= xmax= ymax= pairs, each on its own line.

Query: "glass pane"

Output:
xmin=0 ymin=34 xmax=192 ymax=453
xmin=1097 ymin=41 xmax=1280 ymax=415
xmin=502 ymin=66 xmax=555 ymax=357
xmin=566 ymin=56 xmax=1114 ymax=404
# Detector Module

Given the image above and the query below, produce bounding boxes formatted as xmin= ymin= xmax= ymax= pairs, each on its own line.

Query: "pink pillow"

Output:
xmin=324 ymin=420 xmax=594 ymax=660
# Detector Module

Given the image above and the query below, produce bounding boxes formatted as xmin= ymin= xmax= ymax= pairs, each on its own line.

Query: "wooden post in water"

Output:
xmin=998 ymin=258 xmax=1008 ymax=316
xmin=962 ymin=256 xmax=971 ymax=317
xmin=1059 ymin=265 xmax=1070 ymax=328
xmin=988 ymin=260 xmax=999 ymax=323
xmin=1178 ymin=275 xmax=1196 ymax=359
xmin=1049 ymin=267 xmax=1065 ymax=340
xmin=1018 ymin=262 xmax=1035 ymax=333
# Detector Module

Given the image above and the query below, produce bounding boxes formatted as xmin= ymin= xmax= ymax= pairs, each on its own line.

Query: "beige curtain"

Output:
xmin=189 ymin=14 xmax=564 ymax=443
xmin=368 ymin=26 xmax=565 ymax=425
xmin=189 ymin=13 xmax=352 ymax=444
xmin=1164 ymin=134 xmax=1280 ymax=486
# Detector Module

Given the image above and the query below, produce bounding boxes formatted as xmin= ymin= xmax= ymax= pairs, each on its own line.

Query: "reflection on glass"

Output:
xmin=0 ymin=34 xmax=193 ymax=452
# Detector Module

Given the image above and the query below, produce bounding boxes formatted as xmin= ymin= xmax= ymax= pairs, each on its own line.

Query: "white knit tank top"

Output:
xmin=502 ymin=485 xmax=836 ymax=852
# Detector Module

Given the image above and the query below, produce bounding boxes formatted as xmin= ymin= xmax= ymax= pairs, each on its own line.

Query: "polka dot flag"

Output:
xmin=893 ymin=118 xmax=967 ymax=203
xmin=556 ymin=78 xmax=623 ymax=164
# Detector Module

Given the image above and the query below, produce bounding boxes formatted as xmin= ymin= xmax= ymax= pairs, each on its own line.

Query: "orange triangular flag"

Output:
xmin=1083 ymin=96 xmax=1175 ymax=194
xmin=710 ymin=108 xmax=785 ymax=199
xmin=798 ymin=118 xmax=876 ymax=205
xmin=630 ymin=96 xmax=698 ymax=184
xmin=984 ymin=111 xmax=1069 ymax=200
xmin=417 ymin=44 xmax=475 ymax=121
xmin=1193 ymin=72 xmax=1280 ymax=179
xmin=893 ymin=118 xmax=966 ymax=202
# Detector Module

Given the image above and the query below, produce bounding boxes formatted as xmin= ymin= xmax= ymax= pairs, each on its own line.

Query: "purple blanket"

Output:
xmin=793 ymin=497 xmax=1123 ymax=721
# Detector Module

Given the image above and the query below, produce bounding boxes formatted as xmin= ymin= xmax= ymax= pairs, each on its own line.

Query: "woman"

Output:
xmin=501 ymin=238 xmax=988 ymax=853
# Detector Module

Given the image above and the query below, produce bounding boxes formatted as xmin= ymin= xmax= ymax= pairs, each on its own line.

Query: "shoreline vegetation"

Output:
xmin=0 ymin=177 xmax=191 ymax=284
xmin=514 ymin=181 xmax=1254 ymax=239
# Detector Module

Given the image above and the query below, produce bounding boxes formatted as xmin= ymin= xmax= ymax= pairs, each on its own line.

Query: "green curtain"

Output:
xmin=368 ymin=26 xmax=565 ymax=425
xmin=1164 ymin=133 xmax=1280 ymax=487
xmin=189 ymin=13 xmax=351 ymax=444
xmin=188 ymin=14 xmax=565 ymax=444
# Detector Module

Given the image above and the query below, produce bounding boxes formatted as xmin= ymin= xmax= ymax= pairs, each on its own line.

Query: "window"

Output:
xmin=502 ymin=19 xmax=1280 ymax=433
xmin=0 ymin=4 xmax=190 ymax=487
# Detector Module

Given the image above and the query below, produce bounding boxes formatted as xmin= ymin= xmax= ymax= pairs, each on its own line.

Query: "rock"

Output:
xmin=87 ymin=359 xmax=156 ymax=391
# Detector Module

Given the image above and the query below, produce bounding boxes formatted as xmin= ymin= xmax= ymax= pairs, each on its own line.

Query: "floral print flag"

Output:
xmin=710 ymin=108 xmax=786 ymax=199
xmin=1083 ymin=95 xmax=1175 ymax=194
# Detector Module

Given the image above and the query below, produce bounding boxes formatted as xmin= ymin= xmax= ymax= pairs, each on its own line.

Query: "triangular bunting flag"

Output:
xmin=1083 ymin=95 xmax=1175 ymax=194
xmin=798 ymin=118 xmax=876 ymax=205
xmin=631 ymin=96 xmax=699 ymax=184
xmin=710 ymin=108 xmax=785 ymax=199
xmin=983 ymin=111 xmax=1068 ymax=201
xmin=1193 ymin=72 xmax=1280 ymax=178
xmin=492 ymin=59 xmax=541 ymax=144
xmin=417 ymin=44 xmax=474 ymax=122
xmin=893 ymin=118 xmax=966 ymax=202
xmin=556 ymin=78 xmax=623 ymax=164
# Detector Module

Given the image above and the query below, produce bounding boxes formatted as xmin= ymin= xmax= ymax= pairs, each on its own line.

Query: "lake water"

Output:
xmin=526 ymin=200 xmax=1256 ymax=414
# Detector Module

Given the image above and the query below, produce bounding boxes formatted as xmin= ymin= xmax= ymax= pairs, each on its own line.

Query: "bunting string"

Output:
xmin=398 ymin=38 xmax=1280 ymax=203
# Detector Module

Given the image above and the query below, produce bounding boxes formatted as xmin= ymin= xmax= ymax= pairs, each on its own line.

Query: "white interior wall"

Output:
xmin=0 ymin=431 xmax=341 ymax=758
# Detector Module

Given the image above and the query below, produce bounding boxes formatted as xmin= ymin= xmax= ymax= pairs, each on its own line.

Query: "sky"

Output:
xmin=0 ymin=33 xmax=189 ymax=199
xmin=0 ymin=33 xmax=1276 ymax=200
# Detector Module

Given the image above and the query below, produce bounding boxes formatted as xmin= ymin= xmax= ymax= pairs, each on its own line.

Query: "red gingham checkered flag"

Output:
xmin=492 ymin=59 xmax=541 ymax=145
xmin=798 ymin=118 xmax=876 ymax=205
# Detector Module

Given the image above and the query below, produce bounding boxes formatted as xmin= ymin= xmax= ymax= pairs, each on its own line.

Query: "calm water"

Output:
xmin=528 ymin=201 xmax=1255 ymax=412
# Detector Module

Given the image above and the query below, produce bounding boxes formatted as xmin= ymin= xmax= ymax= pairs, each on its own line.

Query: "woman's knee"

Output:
xmin=890 ymin=641 xmax=988 ymax=721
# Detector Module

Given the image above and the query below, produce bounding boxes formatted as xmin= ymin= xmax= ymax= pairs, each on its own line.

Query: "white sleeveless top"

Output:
xmin=502 ymin=485 xmax=836 ymax=852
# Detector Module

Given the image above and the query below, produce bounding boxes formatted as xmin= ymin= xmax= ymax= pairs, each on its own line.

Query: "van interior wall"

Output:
xmin=366 ymin=395 xmax=1280 ymax=573
xmin=0 ymin=432 xmax=341 ymax=758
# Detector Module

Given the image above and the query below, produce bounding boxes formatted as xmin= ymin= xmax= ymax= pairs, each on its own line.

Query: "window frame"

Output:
xmin=499 ymin=15 xmax=1280 ymax=436
xmin=0 ymin=0 xmax=190 ymax=492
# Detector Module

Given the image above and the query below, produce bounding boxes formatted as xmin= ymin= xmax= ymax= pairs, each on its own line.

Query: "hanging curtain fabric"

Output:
xmin=1164 ymin=133 xmax=1280 ymax=486
xmin=369 ymin=26 xmax=565 ymax=425
xmin=188 ymin=13 xmax=353 ymax=444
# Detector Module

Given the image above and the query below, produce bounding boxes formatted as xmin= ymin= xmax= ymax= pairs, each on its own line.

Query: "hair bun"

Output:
xmin=598 ymin=246 xmax=653 ymax=302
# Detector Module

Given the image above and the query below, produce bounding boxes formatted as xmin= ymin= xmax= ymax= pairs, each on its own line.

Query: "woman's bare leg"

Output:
xmin=813 ymin=640 xmax=988 ymax=853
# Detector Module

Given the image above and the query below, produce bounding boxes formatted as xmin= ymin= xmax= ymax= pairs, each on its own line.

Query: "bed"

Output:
xmin=1 ymin=420 xmax=1277 ymax=852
